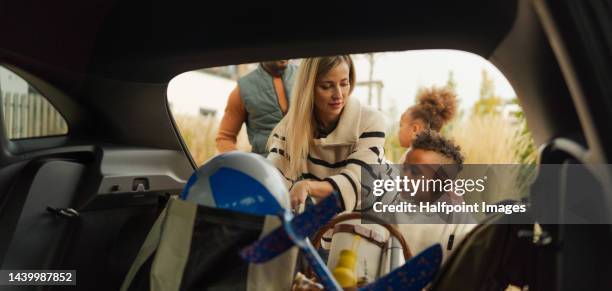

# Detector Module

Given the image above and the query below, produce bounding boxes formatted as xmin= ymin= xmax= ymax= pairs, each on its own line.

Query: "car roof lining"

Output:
xmin=0 ymin=1 xmax=517 ymax=83
xmin=0 ymin=1 xmax=586 ymax=159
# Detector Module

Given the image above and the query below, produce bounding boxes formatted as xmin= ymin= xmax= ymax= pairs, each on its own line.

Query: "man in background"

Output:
xmin=216 ymin=60 xmax=297 ymax=155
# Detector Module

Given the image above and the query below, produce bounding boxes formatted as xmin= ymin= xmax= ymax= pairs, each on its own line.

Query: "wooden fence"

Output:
xmin=1 ymin=92 xmax=68 ymax=139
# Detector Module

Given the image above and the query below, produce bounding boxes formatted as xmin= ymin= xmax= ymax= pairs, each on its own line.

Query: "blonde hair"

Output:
xmin=268 ymin=55 xmax=355 ymax=180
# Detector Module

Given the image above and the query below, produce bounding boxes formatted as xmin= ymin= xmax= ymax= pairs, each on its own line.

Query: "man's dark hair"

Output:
xmin=412 ymin=130 xmax=464 ymax=169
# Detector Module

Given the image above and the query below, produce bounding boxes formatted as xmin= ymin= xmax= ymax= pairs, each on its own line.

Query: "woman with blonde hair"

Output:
xmin=267 ymin=55 xmax=388 ymax=212
xmin=247 ymin=55 xmax=389 ymax=290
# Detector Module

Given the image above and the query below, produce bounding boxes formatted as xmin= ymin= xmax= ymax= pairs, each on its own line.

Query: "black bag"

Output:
xmin=121 ymin=198 xmax=264 ymax=291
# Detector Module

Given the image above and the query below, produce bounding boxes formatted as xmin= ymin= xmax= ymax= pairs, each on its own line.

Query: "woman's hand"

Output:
xmin=289 ymin=180 xmax=335 ymax=209
xmin=289 ymin=180 xmax=311 ymax=209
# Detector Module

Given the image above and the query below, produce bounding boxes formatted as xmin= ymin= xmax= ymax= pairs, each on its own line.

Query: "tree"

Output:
xmin=367 ymin=53 xmax=375 ymax=105
xmin=472 ymin=69 xmax=503 ymax=116
xmin=479 ymin=69 xmax=495 ymax=99
xmin=355 ymin=53 xmax=385 ymax=110
xmin=446 ymin=70 xmax=457 ymax=92
xmin=510 ymin=98 xmax=537 ymax=165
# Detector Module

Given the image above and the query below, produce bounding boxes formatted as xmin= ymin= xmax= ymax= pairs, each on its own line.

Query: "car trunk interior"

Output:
xmin=0 ymin=0 xmax=611 ymax=290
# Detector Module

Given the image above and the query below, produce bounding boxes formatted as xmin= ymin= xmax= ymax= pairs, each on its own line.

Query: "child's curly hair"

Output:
xmin=412 ymin=130 xmax=464 ymax=169
xmin=409 ymin=86 xmax=457 ymax=131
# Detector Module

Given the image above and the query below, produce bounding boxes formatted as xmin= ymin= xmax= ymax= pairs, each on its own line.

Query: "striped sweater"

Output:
xmin=267 ymin=97 xmax=388 ymax=211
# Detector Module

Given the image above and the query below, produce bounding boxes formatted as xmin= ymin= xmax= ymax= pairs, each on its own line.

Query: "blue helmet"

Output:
xmin=181 ymin=151 xmax=290 ymax=216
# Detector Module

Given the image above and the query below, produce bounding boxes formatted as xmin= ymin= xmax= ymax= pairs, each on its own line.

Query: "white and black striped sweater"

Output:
xmin=267 ymin=97 xmax=391 ymax=212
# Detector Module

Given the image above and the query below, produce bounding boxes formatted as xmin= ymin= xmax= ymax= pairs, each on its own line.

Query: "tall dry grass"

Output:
xmin=175 ymin=111 xmax=537 ymax=202
xmin=173 ymin=114 xmax=251 ymax=166
xmin=446 ymin=114 xmax=536 ymax=164
xmin=384 ymin=114 xmax=537 ymax=165
xmin=384 ymin=113 xmax=537 ymax=205
xmin=446 ymin=114 xmax=537 ymax=204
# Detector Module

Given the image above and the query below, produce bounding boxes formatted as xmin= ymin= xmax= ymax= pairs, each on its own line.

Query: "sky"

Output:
xmin=167 ymin=49 xmax=517 ymax=120
xmin=167 ymin=70 xmax=235 ymax=116
xmin=350 ymin=50 xmax=516 ymax=116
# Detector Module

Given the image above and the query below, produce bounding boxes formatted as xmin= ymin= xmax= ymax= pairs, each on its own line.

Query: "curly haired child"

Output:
xmin=399 ymin=86 xmax=458 ymax=149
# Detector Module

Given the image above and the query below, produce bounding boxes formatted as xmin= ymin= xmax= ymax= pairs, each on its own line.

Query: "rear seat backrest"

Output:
xmin=0 ymin=159 xmax=85 ymax=269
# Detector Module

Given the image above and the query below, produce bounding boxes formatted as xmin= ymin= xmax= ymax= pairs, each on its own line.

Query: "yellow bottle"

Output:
xmin=332 ymin=249 xmax=357 ymax=288
xmin=332 ymin=235 xmax=361 ymax=288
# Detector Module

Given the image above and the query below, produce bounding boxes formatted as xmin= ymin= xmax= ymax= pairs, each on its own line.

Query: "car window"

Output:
xmin=167 ymin=51 xmax=535 ymax=166
xmin=0 ymin=65 xmax=68 ymax=139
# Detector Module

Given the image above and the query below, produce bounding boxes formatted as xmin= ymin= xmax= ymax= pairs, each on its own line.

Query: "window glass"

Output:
xmin=167 ymin=51 xmax=535 ymax=166
xmin=0 ymin=65 xmax=68 ymax=139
